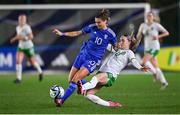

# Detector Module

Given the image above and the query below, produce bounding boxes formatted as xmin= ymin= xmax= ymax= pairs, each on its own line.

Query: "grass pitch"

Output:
xmin=0 ymin=72 xmax=179 ymax=114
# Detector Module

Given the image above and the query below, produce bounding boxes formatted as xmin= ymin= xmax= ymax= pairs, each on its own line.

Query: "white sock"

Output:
xmin=33 ymin=62 xmax=42 ymax=74
xmin=86 ymin=94 xmax=110 ymax=106
xmin=82 ymin=76 xmax=98 ymax=90
xmin=16 ymin=64 xmax=22 ymax=80
xmin=156 ymin=68 xmax=168 ymax=84
xmin=145 ymin=61 xmax=156 ymax=74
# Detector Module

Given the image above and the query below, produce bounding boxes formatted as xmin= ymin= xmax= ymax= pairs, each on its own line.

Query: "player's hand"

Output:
xmin=10 ymin=38 xmax=17 ymax=44
xmin=153 ymin=36 xmax=159 ymax=40
xmin=53 ymin=29 xmax=64 ymax=36
xmin=140 ymin=66 xmax=150 ymax=72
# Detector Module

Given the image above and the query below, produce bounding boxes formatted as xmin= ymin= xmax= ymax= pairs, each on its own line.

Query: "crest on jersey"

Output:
xmin=115 ymin=51 xmax=126 ymax=56
xmin=104 ymin=34 xmax=108 ymax=39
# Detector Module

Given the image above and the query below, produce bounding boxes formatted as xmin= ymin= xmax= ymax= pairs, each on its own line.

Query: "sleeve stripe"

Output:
xmin=130 ymin=58 xmax=136 ymax=62
xmin=89 ymin=23 xmax=96 ymax=27
xmin=81 ymin=29 xmax=85 ymax=34
xmin=107 ymin=28 xmax=116 ymax=37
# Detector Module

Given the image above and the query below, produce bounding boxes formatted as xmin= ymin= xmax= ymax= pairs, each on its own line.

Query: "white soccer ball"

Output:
xmin=49 ymin=85 xmax=64 ymax=99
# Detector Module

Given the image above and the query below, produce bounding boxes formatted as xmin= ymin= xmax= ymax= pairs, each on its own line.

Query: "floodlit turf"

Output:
xmin=0 ymin=72 xmax=179 ymax=114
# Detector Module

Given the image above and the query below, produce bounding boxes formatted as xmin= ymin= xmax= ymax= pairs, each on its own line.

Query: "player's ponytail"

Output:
xmin=130 ymin=36 xmax=137 ymax=52
xmin=96 ymin=9 xmax=110 ymax=21
xmin=126 ymin=35 xmax=138 ymax=52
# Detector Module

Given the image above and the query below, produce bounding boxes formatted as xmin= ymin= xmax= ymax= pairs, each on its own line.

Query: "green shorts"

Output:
xmin=145 ymin=49 xmax=159 ymax=58
xmin=17 ymin=47 xmax=35 ymax=58
xmin=104 ymin=72 xmax=117 ymax=87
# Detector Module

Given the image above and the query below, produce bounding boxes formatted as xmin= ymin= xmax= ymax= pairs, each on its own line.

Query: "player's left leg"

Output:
xmin=143 ymin=50 xmax=159 ymax=82
xmin=28 ymin=56 xmax=43 ymax=81
xmin=26 ymin=48 xmax=43 ymax=81
xmin=142 ymin=53 xmax=157 ymax=74
xmin=82 ymin=73 xmax=121 ymax=107
xmin=68 ymin=66 xmax=78 ymax=83
xmin=151 ymin=57 xmax=168 ymax=90
xmin=85 ymin=85 xmax=121 ymax=107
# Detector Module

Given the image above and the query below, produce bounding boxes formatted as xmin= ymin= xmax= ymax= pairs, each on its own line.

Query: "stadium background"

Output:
xmin=0 ymin=7 xmax=147 ymax=71
xmin=0 ymin=0 xmax=179 ymax=72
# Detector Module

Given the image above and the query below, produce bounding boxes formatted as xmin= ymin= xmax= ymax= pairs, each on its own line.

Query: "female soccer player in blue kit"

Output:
xmin=53 ymin=9 xmax=117 ymax=107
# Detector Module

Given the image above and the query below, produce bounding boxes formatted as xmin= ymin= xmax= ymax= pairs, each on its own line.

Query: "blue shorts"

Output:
xmin=73 ymin=53 xmax=100 ymax=73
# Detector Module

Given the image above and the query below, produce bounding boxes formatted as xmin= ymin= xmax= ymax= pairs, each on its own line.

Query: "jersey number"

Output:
xmin=95 ymin=37 xmax=102 ymax=45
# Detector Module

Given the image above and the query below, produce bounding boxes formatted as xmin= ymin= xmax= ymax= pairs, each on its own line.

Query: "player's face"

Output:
xmin=147 ymin=13 xmax=154 ymax=23
xmin=95 ymin=18 xmax=107 ymax=29
xmin=18 ymin=15 xmax=27 ymax=26
xmin=118 ymin=36 xmax=130 ymax=49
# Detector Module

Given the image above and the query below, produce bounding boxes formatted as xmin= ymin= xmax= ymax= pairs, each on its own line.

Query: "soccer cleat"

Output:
xmin=77 ymin=80 xmax=86 ymax=95
xmin=81 ymin=89 xmax=87 ymax=96
xmin=14 ymin=79 xmax=21 ymax=84
xmin=108 ymin=100 xmax=122 ymax=108
xmin=38 ymin=73 xmax=43 ymax=81
xmin=160 ymin=82 xmax=168 ymax=90
xmin=54 ymin=98 xmax=64 ymax=107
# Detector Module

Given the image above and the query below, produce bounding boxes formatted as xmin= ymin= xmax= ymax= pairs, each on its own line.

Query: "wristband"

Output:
xmin=61 ymin=33 xmax=65 ymax=36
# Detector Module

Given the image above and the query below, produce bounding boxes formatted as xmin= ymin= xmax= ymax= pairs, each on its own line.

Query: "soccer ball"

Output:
xmin=49 ymin=85 xmax=64 ymax=99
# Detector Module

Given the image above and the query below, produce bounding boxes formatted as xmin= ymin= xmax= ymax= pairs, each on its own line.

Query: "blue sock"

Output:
xmin=61 ymin=81 xmax=77 ymax=102
xmin=81 ymin=79 xmax=87 ymax=85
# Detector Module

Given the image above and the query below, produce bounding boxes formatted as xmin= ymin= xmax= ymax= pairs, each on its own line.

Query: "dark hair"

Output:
xmin=119 ymin=35 xmax=137 ymax=52
xmin=128 ymin=36 xmax=137 ymax=51
xmin=18 ymin=14 xmax=29 ymax=23
xmin=95 ymin=9 xmax=110 ymax=21
xmin=19 ymin=14 xmax=26 ymax=17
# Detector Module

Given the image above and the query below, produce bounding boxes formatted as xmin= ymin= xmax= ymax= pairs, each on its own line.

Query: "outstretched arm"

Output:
xmin=131 ymin=59 xmax=149 ymax=72
xmin=53 ymin=29 xmax=82 ymax=37
xmin=129 ymin=50 xmax=149 ymax=72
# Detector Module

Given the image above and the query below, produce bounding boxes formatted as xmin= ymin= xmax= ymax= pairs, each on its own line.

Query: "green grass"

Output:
xmin=0 ymin=72 xmax=179 ymax=114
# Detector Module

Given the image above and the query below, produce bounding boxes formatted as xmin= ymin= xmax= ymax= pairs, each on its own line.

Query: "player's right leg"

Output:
xmin=77 ymin=72 xmax=108 ymax=95
xmin=14 ymin=50 xmax=24 ymax=83
xmin=150 ymin=58 xmax=168 ymax=90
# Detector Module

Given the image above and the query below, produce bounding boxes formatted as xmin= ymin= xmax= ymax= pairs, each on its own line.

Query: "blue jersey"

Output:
xmin=73 ymin=24 xmax=117 ymax=73
xmin=81 ymin=24 xmax=117 ymax=60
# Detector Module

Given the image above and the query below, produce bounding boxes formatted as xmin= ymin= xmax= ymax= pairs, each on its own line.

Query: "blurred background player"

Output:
xmin=78 ymin=35 xmax=149 ymax=107
xmin=53 ymin=9 xmax=117 ymax=107
xmin=136 ymin=11 xmax=169 ymax=90
xmin=10 ymin=14 xmax=43 ymax=83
